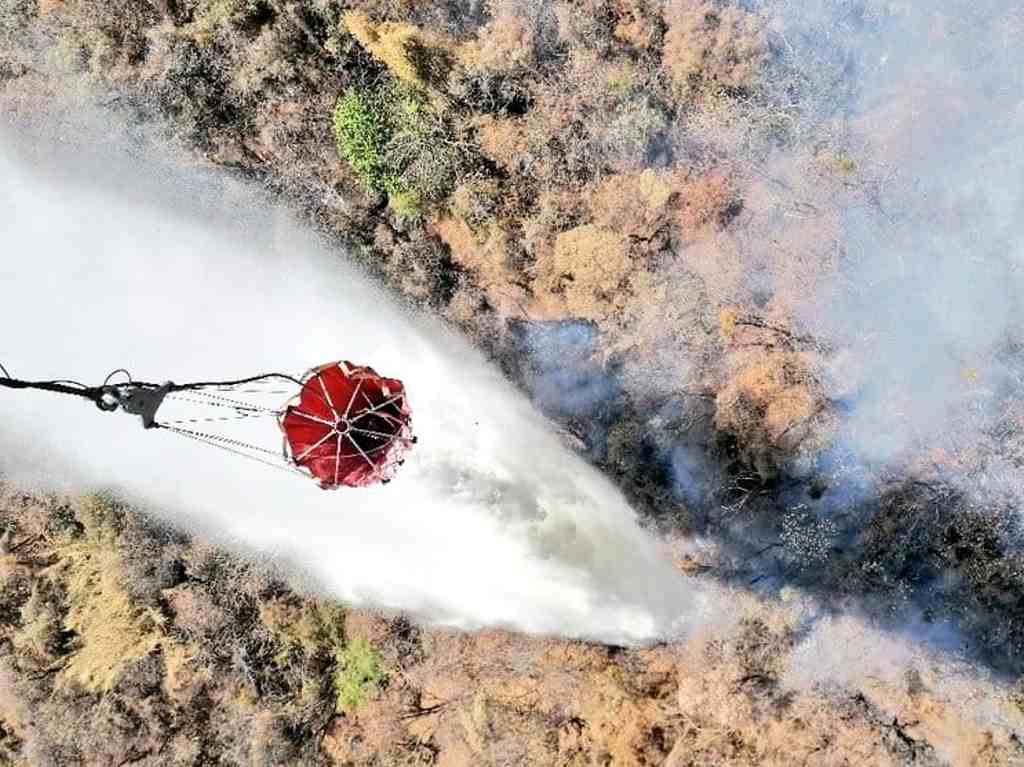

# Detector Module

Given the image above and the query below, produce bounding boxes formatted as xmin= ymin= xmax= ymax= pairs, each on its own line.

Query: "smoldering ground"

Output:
xmin=739 ymin=0 xmax=1024 ymax=671
xmin=506 ymin=0 xmax=1024 ymax=671
xmin=0 ymin=121 xmax=714 ymax=646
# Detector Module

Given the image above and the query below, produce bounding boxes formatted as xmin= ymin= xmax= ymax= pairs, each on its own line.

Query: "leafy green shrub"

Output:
xmin=334 ymin=85 xmax=473 ymax=209
xmin=333 ymin=636 xmax=386 ymax=712
xmin=333 ymin=89 xmax=399 ymax=195
xmin=389 ymin=189 xmax=423 ymax=221
xmin=47 ymin=501 xmax=83 ymax=538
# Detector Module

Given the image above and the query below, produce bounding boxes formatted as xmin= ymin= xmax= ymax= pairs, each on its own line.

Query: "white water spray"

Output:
xmin=0 ymin=124 xmax=698 ymax=645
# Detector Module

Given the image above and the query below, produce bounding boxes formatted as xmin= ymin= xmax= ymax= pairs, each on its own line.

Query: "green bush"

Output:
xmin=333 ymin=85 xmax=472 ymax=208
xmin=388 ymin=189 xmax=423 ymax=221
xmin=333 ymin=636 xmax=386 ymax=712
xmin=333 ymin=89 xmax=400 ymax=195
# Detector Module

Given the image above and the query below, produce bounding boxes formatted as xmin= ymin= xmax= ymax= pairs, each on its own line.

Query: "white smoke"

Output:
xmin=780 ymin=0 xmax=1024 ymax=469
xmin=0 ymin=122 xmax=700 ymax=645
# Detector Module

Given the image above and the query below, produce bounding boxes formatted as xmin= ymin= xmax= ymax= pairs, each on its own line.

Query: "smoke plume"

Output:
xmin=0 ymin=122 xmax=701 ymax=645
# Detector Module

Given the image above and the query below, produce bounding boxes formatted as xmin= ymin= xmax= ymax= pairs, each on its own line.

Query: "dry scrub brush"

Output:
xmin=0 ymin=487 xmax=395 ymax=765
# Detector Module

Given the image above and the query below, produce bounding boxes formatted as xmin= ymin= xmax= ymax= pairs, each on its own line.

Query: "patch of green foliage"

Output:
xmin=333 ymin=83 xmax=472 ymax=210
xmin=333 ymin=89 xmax=400 ymax=195
xmin=47 ymin=503 xmax=82 ymax=539
xmin=388 ymin=189 xmax=423 ymax=221
xmin=333 ymin=636 xmax=386 ymax=712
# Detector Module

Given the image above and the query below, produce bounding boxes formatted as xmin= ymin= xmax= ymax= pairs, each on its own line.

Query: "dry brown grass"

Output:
xmin=326 ymin=597 xmax=1024 ymax=767
xmin=435 ymin=215 xmax=532 ymax=318
xmin=0 ymin=487 xmax=1021 ymax=766
xmin=9 ymin=581 xmax=62 ymax=665
xmin=54 ymin=499 xmax=166 ymax=692
xmin=344 ymin=10 xmax=451 ymax=90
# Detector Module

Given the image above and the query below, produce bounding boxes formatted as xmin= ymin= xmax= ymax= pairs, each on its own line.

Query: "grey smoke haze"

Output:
xmin=0 ymin=124 xmax=702 ymax=645
xmin=783 ymin=0 xmax=1024 ymax=470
